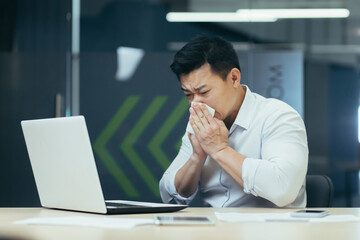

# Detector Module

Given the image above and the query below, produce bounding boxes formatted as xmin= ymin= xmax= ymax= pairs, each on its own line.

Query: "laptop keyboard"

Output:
xmin=106 ymin=202 xmax=146 ymax=208
xmin=104 ymin=200 xmax=188 ymax=214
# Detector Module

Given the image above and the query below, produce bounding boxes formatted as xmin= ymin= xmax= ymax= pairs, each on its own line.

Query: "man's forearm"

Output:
xmin=211 ymin=146 xmax=246 ymax=187
xmin=174 ymin=154 xmax=206 ymax=197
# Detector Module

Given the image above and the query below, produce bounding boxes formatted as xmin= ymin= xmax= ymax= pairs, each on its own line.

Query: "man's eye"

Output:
xmin=201 ymin=90 xmax=209 ymax=95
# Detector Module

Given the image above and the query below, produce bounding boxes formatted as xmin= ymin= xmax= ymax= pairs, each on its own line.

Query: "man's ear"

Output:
xmin=229 ymin=68 xmax=241 ymax=88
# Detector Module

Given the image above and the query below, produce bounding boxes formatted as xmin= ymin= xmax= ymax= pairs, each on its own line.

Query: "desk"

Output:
xmin=1 ymin=208 xmax=360 ymax=240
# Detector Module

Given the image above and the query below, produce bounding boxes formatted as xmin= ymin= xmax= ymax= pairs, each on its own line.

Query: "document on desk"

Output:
xmin=14 ymin=216 xmax=154 ymax=229
xmin=215 ymin=212 xmax=305 ymax=222
xmin=215 ymin=212 xmax=360 ymax=223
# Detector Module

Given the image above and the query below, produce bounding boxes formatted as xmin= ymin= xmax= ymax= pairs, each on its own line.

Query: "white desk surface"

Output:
xmin=1 ymin=207 xmax=360 ymax=240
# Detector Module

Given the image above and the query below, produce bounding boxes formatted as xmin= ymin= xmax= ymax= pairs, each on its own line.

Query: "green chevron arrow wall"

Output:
xmin=81 ymin=52 xmax=189 ymax=202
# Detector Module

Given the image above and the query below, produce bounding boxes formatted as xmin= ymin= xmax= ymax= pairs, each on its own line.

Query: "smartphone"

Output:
xmin=290 ymin=210 xmax=329 ymax=218
xmin=154 ymin=215 xmax=215 ymax=225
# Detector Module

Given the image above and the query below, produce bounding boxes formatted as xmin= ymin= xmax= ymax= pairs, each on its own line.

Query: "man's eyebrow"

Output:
xmin=180 ymin=87 xmax=190 ymax=92
xmin=181 ymin=85 xmax=207 ymax=92
xmin=194 ymin=85 xmax=207 ymax=91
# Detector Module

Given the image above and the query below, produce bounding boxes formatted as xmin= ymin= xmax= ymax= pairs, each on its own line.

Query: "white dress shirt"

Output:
xmin=159 ymin=86 xmax=308 ymax=208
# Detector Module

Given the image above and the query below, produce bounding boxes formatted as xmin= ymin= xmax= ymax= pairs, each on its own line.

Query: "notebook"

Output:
xmin=21 ymin=115 xmax=187 ymax=214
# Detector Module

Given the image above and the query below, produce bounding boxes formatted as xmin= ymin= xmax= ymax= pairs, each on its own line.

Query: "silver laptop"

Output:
xmin=21 ymin=115 xmax=187 ymax=214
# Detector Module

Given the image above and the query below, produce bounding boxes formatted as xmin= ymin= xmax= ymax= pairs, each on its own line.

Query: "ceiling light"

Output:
xmin=166 ymin=12 xmax=277 ymax=22
xmin=166 ymin=8 xmax=350 ymax=23
xmin=236 ymin=8 xmax=350 ymax=19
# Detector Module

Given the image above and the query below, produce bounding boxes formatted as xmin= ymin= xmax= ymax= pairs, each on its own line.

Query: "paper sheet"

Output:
xmin=14 ymin=216 xmax=154 ymax=229
xmin=215 ymin=212 xmax=360 ymax=223
xmin=186 ymin=102 xmax=215 ymax=135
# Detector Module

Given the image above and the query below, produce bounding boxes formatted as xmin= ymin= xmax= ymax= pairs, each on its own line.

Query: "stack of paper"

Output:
xmin=215 ymin=212 xmax=360 ymax=223
xmin=14 ymin=216 xmax=154 ymax=229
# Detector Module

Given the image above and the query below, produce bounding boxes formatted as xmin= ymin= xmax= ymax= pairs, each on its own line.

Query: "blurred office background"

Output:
xmin=0 ymin=0 xmax=359 ymax=207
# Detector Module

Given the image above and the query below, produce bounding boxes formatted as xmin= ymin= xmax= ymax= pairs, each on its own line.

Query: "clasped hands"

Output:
xmin=188 ymin=103 xmax=228 ymax=159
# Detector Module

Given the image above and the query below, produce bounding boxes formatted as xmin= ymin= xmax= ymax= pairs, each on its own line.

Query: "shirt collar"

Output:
xmin=232 ymin=85 xmax=255 ymax=131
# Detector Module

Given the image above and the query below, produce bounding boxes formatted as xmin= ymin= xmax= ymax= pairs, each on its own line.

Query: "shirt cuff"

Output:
xmin=165 ymin=171 xmax=198 ymax=205
xmin=242 ymin=158 xmax=260 ymax=197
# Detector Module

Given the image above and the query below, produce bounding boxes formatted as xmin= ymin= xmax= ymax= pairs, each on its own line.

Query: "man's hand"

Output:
xmin=188 ymin=132 xmax=207 ymax=161
xmin=189 ymin=103 xmax=228 ymax=157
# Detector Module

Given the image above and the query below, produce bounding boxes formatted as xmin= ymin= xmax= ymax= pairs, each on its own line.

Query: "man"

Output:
xmin=159 ymin=36 xmax=308 ymax=208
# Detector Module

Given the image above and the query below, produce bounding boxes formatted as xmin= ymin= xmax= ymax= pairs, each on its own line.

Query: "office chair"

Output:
xmin=306 ymin=175 xmax=334 ymax=207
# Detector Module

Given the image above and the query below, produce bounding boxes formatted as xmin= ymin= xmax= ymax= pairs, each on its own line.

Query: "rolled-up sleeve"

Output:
xmin=159 ymin=133 xmax=198 ymax=205
xmin=242 ymin=107 xmax=308 ymax=207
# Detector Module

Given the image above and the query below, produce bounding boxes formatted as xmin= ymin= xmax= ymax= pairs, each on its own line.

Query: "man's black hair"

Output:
xmin=170 ymin=36 xmax=241 ymax=81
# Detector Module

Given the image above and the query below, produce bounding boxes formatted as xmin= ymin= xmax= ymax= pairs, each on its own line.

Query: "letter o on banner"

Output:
xmin=266 ymin=85 xmax=284 ymax=99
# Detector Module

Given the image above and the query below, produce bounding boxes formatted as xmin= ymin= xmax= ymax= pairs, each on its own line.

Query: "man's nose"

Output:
xmin=192 ymin=95 xmax=204 ymax=104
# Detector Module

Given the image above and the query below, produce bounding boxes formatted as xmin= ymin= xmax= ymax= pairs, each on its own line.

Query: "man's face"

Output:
xmin=180 ymin=63 xmax=241 ymax=121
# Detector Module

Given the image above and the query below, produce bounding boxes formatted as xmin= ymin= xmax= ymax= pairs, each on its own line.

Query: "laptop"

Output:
xmin=21 ymin=115 xmax=187 ymax=214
